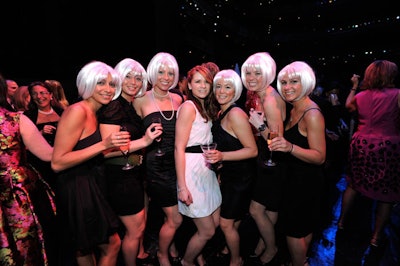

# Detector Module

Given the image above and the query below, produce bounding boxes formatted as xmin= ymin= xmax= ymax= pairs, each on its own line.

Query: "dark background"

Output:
xmin=2 ymin=0 xmax=399 ymax=100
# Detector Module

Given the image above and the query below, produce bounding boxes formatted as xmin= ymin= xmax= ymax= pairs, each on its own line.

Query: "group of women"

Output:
xmin=2 ymin=50 xmax=398 ymax=266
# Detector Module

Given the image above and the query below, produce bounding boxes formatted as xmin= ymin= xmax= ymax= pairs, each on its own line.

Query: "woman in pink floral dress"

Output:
xmin=0 ymin=73 xmax=56 ymax=266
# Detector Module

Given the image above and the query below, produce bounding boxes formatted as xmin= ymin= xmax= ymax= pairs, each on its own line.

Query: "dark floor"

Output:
xmin=134 ymin=175 xmax=400 ymax=266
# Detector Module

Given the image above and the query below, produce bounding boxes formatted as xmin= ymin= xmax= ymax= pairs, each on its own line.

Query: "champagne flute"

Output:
xmin=152 ymin=117 xmax=165 ymax=157
xmin=265 ymin=126 xmax=278 ymax=167
xmin=120 ymin=125 xmax=134 ymax=170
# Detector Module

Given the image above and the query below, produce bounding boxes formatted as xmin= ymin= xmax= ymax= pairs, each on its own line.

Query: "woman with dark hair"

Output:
xmin=0 ymin=72 xmax=57 ymax=265
xmin=24 ymin=81 xmax=64 ymax=189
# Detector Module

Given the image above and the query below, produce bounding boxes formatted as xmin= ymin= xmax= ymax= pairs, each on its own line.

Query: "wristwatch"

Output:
xmin=258 ymin=123 xmax=267 ymax=132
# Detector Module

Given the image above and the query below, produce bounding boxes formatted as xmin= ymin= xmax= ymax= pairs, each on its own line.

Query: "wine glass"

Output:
xmin=120 ymin=125 xmax=134 ymax=170
xmin=264 ymin=126 xmax=278 ymax=167
xmin=152 ymin=117 xmax=165 ymax=157
xmin=200 ymin=143 xmax=222 ymax=171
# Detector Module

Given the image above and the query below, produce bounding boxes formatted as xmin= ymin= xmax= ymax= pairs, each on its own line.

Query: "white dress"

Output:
xmin=177 ymin=101 xmax=222 ymax=218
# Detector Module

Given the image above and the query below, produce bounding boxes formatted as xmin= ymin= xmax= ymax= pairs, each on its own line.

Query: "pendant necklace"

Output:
xmin=151 ymin=88 xmax=175 ymax=121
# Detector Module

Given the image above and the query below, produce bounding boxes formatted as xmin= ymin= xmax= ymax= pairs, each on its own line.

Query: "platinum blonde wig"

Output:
xmin=146 ymin=52 xmax=179 ymax=90
xmin=115 ymin=58 xmax=148 ymax=98
xmin=241 ymin=52 xmax=276 ymax=89
xmin=213 ymin=69 xmax=243 ymax=104
xmin=76 ymin=61 xmax=121 ymax=100
xmin=276 ymin=61 xmax=316 ymax=101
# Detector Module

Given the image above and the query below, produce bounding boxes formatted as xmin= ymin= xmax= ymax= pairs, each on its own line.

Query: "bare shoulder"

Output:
xmin=229 ymin=106 xmax=248 ymax=119
xmin=58 ymin=102 xmax=87 ymax=126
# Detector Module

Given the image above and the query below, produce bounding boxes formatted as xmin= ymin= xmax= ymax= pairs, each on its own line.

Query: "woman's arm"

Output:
xmin=345 ymin=74 xmax=360 ymax=112
xmin=20 ymin=114 xmax=53 ymax=161
xmin=174 ymin=102 xmax=195 ymax=205
xmin=219 ymin=107 xmax=258 ymax=161
xmin=51 ymin=104 xmax=129 ymax=172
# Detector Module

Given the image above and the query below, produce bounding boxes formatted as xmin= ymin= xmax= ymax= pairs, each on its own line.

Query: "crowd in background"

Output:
xmin=1 ymin=52 xmax=399 ymax=266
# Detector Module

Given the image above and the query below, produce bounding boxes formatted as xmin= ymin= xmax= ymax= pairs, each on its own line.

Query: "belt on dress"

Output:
xmin=185 ymin=145 xmax=202 ymax=153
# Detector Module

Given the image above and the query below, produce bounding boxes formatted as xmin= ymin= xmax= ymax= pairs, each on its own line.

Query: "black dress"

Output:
xmin=143 ymin=111 xmax=178 ymax=207
xmin=280 ymin=108 xmax=324 ymax=238
xmin=56 ymin=130 xmax=120 ymax=255
xmin=212 ymin=104 xmax=255 ymax=220
xmin=98 ymin=97 xmax=146 ymax=215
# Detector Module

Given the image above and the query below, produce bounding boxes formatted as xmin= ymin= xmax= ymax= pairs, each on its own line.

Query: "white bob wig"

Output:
xmin=241 ymin=52 xmax=276 ymax=89
xmin=114 ymin=58 xmax=148 ymax=98
xmin=146 ymin=52 xmax=179 ymax=90
xmin=276 ymin=61 xmax=316 ymax=101
xmin=213 ymin=69 xmax=243 ymax=104
xmin=76 ymin=61 xmax=121 ymax=100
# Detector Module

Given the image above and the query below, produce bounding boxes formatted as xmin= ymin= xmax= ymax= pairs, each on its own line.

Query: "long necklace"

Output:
xmin=38 ymin=107 xmax=54 ymax=115
xmin=151 ymin=88 xmax=175 ymax=121
xmin=152 ymin=88 xmax=170 ymax=98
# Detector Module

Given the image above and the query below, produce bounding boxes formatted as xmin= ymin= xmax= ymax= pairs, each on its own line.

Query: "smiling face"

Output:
xmin=244 ymin=66 xmax=264 ymax=92
xmin=214 ymin=77 xmax=235 ymax=108
xmin=154 ymin=65 xmax=175 ymax=92
xmin=189 ymin=71 xmax=211 ymax=100
xmin=278 ymin=74 xmax=302 ymax=102
xmin=31 ymin=85 xmax=52 ymax=110
xmin=121 ymin=72 xmax=143 ymax=98
xmin=91 ymin=74 xmax=117 ymax=105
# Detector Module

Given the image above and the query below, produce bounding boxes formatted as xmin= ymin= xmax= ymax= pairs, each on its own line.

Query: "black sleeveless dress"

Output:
xmin=56 ymin=130 xmax=120 ymax=255
xmin=212 ymin=104 xmax=256 ymax=219
xmin=280 ymin=108 xmax=324 ymax=238
xmin=143 ymin=111 xmax=178 ymax=207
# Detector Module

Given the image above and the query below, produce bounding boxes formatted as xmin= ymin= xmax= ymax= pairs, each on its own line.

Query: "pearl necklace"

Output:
xmin=38 ymin=107 xmax=54 ymax=115
xmin=151 ymin=89 xmax=175 ymax=121
xmin=152 ymin=88 xmax=170 ymax=98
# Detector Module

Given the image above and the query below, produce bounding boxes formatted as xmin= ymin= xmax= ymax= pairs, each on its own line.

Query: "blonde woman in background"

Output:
xmin=45 ymin=79 xmax=70 ymax=110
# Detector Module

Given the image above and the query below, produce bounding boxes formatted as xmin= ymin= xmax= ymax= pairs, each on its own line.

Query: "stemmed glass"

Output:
xmin=201 ymin=143 xmax=222 ymax=171
xmin=152 ymin=117 xmax=165 ymax=157
xmin=264 ymin=126 xmax=279 ymax=167
xmin=120 ymin=125 xmax=134 ymax=170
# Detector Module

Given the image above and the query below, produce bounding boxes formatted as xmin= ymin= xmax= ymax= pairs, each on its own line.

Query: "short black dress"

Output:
xmin=143 ymin=111 xmax=178 ymax=207
xmin=98 ymin=97 xmax=146 ymax=215
xmin=280 ymin=108 xmax=324 ymax=238
xmin=212 ymin=104 xmax=256 ymax=220
xmin=251 ymin=136 xmax=285 ymax=212
xmin=56 ymin=130 xmax=120 ymax=255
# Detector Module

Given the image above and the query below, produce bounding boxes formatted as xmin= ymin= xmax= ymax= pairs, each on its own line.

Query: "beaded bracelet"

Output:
xmin=177 ymin=187 xmax=186 ymax=192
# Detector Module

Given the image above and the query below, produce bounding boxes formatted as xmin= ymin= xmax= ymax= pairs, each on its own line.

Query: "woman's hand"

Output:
xmin=178 ymin=187 xmax=193 ymax=206
xmin=270 ymin=136 xmax=293 ymax=153
xmin=104 ymin=131 xmax=130 ymax=150
xmin=42 ymin=124 xmax=56 ymax=135
xmin=145 ymin=122 xmax=163 ymax=143
xmin=248 ymin=108 xmax=265 ymax=130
